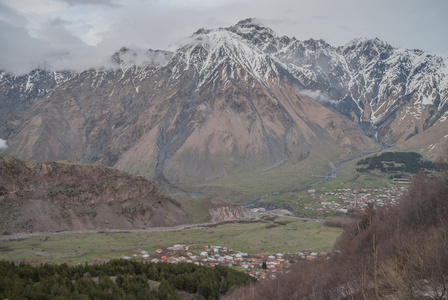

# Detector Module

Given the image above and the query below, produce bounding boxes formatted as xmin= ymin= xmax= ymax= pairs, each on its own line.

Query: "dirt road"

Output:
xmin=0 ymin=222 xmax=216 ymax=242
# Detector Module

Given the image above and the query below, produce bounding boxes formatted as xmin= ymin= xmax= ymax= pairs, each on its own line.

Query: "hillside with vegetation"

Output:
xmin=356 ymin=151 xmax=434 ymax=174
xmin=224 ymin=169 xmax=448 ymax=299
xmin=0 ymin=259 xmax=255 ymax=299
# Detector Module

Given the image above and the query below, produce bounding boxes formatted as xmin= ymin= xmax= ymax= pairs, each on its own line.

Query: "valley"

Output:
xmin=0 ymin=17 xmax=447 ymax=299
xmin=0 ymin=149 xmax=421 ymax=269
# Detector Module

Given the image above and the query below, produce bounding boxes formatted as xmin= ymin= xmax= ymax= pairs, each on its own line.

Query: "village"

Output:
xmin=305 ymin=186 xmax=408 ymax=214
xmin=120 ymin=244 xmax=331 ymax=281
xmin=111 ymin=187 xmax=409 ymax=281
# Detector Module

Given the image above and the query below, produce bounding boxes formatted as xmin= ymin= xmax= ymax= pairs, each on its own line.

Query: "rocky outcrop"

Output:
xmin=208 ymin=206 xmax=255 ymax=223
xmin=207 ymin=196 xmax=255 ymax=223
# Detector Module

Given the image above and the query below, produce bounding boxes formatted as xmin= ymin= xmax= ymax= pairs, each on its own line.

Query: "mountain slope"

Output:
xmin=1 ymin=21 xmax=379 ymax=193
xmin=0 ymin=19 xmax=447 ymax=196
xmin=225 ymin=19 xmax=448 ymax=156
xmin=0 ymin=69 xmax=75 ymax=138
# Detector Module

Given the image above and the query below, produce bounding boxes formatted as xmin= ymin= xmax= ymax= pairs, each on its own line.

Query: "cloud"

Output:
xmin=32 ymin=17 xmax=87 ymax=46
xmin=301 ymin=89 xmax=342 ymax=106
xmin=0 ymin=21 xmax=53 ymax=74
xmin=0 ymin=1 xmax=28 ymax=27
xmin=0 ymin=0 xmax=447 ymax=74
xmin=0 ymin=138 xmax=7 ymax=150
xmin=63 ymin=0 xmax=119 ymax=7
xmin=108 ymin=47 xmax=172 ymax=71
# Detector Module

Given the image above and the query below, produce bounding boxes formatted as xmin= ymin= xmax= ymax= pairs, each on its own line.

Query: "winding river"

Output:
xmin=243 ymin=157 xmax=354 ymax=209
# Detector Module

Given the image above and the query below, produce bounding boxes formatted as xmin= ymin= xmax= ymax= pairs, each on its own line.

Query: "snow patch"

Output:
xmin=0 ymin=138 xmax=7 ymax=150
xmin=439 ymin=112 xmax=448 ymax=125
xmin=417 ymin=94 xmax=436 ymax=106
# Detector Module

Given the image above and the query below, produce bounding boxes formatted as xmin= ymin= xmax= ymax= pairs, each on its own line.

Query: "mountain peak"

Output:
xmin=234 ymin=18 xmax=262 ymax=29
xmin=229 ymin=18 xmax=270 ymax=33
xmin=342 ymin=37 xmax=392 ymax=53
xmin=192 ymin=19 xmax=271 ymax=38
xmin=175 ymin=22 xmax=276 ymax=87
xmin=303 ymin=38 xmax=333 ymax=50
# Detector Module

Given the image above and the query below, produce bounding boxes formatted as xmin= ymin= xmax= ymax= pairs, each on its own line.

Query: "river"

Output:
xmin=243 ymin=157 xmax=355 ymax=208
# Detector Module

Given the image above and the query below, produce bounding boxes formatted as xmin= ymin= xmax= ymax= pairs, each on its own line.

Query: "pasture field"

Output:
xmin=0 ymin=217 xmax=342 ymax=265
xmin=188 ymin=152 xmax=344 ymax=203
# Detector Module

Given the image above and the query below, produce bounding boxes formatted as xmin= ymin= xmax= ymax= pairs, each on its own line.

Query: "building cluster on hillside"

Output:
xmin=121 ymin=244 xmax=332 ymax=280
xmin=305 ymin=186 xmax=407 ymax=214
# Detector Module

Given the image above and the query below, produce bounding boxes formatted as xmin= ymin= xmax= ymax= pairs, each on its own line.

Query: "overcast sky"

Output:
xmin=1 ymin=0 xmax=447 ymax=74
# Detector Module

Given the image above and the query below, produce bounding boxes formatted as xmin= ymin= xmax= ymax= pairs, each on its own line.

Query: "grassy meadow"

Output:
xmin=0 ymin=217 xmax=341 ymax=265
xmin=190 ymin=154 xmax=344 ymax=203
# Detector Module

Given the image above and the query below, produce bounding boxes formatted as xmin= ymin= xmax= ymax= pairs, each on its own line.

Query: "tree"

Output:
xmin=158 ymin=280 xmax=182 ymax=300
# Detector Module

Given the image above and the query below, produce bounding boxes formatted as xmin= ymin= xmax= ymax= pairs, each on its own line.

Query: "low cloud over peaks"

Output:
xmin=1 ymin=0 xmax=447 ymax=74
xmin=301 ymin=89 xmax=342 ymax=105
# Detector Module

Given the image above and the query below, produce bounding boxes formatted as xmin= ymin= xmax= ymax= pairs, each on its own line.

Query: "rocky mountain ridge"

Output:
xmin=217 ymin=19 xmax=448 ymax=149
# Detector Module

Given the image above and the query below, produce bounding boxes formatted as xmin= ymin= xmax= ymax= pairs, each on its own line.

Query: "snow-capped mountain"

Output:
xmin=0 ymin=69 xmax=75 ymax=122
xmin=225 ymin=19 xmax=448 ymax=144
xmin=0 ymin=19 xmax=447 ymax=195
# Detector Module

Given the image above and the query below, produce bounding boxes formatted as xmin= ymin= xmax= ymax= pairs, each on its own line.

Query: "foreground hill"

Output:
xmin=0 ymin=155 xmax=193 ymax=233
xmin=1 ymin=156 xmax=232 ymax=234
